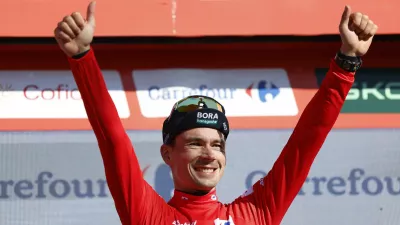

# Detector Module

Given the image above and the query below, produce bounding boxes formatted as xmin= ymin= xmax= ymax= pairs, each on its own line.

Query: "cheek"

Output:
xmin=173 ymin=152 xmax=194 ymax=161
xmin=172 ymin=149 xmax=199 ymax=162
xmin=170 ymin=151 xmax=195 ymax=170
xmin=218 ymin=153 xmax=227 ymax=167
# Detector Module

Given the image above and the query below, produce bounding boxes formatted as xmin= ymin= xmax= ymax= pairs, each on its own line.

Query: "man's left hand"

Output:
xmin=339 ymin=5 xmax=378 ymax=57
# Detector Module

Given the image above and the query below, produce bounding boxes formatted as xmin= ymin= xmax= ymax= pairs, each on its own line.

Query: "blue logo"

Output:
xmin=246 ymin=81 xmax=280 ymax=102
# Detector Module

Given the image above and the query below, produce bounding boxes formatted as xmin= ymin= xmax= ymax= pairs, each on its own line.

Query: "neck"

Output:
xmin=175 ymin=186 xmax=216 ymax=196
xmin=178 ymin=189 xmax=210 ymax=196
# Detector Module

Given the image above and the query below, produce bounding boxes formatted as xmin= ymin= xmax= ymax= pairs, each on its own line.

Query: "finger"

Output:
xmin=359 ymin=15 xmax=369 ymax=31
xmin=63 ymin=15 xmax=81 ymax=36
xmin=370 ymin=24 xmax=379 ymax=36
xmin=54 ymin=27 xmax=71 ymax=42
xmin=86 ymin=1 xmax=96 ymax=26
xmin=365 ymin=24 xmax=379 ymax=40
xmin=350 ymin=12 xmax=363 ymax=27
xmin=71 ymin=12 xmax=85 ymax=29
xmin=352 ymin=13 xmax=369 ymax=35
xmin=358 ymin=21 xmax=374 ymax=41
xmin=340 ymin=5 xmax=351 ymax=28
xmin=58 ymin=21 xmax=76 ymax=39
xmin=349 ymin=20 xmax=356 ymax=32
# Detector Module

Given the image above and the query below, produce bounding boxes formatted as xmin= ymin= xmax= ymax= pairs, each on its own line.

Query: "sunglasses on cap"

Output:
xmin=171 ymin=95 xmax=225 ymax=115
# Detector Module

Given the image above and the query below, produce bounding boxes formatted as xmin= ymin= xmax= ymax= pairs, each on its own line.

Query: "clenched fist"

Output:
xmin=54 ymin=1 xmax=96 ymax=57
xmin=339 ymin=5 xmax=378 ymax=57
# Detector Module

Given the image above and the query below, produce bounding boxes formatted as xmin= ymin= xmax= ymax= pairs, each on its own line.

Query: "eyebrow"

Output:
xmin=185 ymin=137 xmax=203 ymax=142
xmin=185 ymin=137 xmax=225 ymax=144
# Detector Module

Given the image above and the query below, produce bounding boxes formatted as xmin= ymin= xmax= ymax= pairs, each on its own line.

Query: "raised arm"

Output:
xmin=54 ymin=2 xmax=172 ymax=224
xmin=229 ymin=6 xmax=378 ymax=224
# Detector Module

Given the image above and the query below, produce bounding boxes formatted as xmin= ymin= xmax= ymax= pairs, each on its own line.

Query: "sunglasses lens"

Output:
xmin=175 ymin=96 xmax=224 ymax=113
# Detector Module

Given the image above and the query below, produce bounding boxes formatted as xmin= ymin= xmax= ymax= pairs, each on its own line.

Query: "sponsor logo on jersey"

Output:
xmin=214 ymin=216 xmax=235 ymax=225
xmin=172 ymin=220 xmax=197 ymax=225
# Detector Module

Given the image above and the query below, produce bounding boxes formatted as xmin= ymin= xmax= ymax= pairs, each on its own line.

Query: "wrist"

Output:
xmin=72 ymin=46 xmax=91 ymax=59
xmin=340 ymin=45 xmax=357 ymax=57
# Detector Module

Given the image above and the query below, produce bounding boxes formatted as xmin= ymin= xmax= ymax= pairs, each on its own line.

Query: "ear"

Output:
xmin=160 ymin=144 xmax=172 ymax=165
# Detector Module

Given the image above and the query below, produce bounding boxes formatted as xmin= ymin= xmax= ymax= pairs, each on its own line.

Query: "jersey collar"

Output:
xmin=169 ymin=188 xmax=219 ymax=206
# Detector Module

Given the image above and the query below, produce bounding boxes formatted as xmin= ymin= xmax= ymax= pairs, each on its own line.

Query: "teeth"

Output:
xmin=195 ymin=168 xmax=215 ymax=173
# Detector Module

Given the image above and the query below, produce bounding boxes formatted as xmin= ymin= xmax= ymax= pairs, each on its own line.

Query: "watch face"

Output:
xmin=344 ymin=60 xmax=359 ymax=72
xmin=345 ymin=62 xmax=353 ymax=70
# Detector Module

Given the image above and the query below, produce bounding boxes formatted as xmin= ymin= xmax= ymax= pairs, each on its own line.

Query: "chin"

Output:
xmin=191 ymin=175 xmax=221 ymax=191
xmin=197 ymin=179 xmax=218 ymax=188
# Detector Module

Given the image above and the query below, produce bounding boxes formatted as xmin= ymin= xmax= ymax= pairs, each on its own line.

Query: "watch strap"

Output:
xmin=72 ymin=49 xmax=90 ymax=59
xmin=335 ymin=51 xmax=362 ymax=72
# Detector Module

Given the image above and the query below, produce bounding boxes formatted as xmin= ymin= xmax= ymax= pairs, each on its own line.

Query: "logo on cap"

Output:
xmin=196 ymin=112 xmax=218 ymax=125
xmin=222 ymin=122 xmax=228 ymax=131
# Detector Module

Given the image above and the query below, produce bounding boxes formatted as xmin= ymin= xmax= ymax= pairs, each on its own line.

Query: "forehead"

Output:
xmin=178 ymin=128 xmax=223 ymax=141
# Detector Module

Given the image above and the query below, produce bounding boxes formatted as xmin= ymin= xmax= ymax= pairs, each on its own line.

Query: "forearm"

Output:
xmin=68 ymin=48 xmax=125 ymax=143
xmin=279 ymin=58 xmax=354 ymax=185
xmin=294 ymin=58 xmax=354 ymax=141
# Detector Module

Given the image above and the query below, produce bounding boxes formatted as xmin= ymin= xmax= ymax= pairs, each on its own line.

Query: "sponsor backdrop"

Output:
xmin=0 ymin=129 xmax=399 ymax=225
xmin=1 ymin=42 xmax=400 ymax=130
xmin=0 ymin=42 xmax=399 ymax=224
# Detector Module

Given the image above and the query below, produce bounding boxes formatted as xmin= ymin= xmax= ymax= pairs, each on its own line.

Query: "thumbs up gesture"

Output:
xmin=339 ymin=6 xmax=378 ymax=57
xmin=54 ymin=1 xmax=96 ymax=57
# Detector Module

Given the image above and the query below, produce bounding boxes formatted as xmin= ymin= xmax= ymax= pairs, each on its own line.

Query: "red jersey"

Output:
xmin=68 ymin=48 xmax=355 ymax=225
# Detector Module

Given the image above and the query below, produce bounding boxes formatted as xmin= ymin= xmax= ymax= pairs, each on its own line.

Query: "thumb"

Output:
xmin=340 ymin=5 xmax=351 ymax=28
xmin=86 ymin=1 xmax=96 ymax=26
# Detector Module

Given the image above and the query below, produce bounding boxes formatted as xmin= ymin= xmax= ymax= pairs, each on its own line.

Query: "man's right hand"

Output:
xmin=54 ymin=1 xmax=96 ymax=57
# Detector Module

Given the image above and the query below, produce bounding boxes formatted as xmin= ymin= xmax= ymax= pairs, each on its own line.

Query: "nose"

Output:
xmin=199 ymin=145 xmax=217 ymax=161
xmin=198 ymin=154 xmax=215 ymax=162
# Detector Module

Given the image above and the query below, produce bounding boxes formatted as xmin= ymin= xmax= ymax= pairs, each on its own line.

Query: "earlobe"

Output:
xmin=160 ymin=144 xmax=171 ymax=165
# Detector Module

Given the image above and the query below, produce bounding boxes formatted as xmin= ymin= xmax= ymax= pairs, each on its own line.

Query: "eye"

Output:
xmin=189 ymin=142 xmax=202 ymax=146
xmin=212 ymin=143 xmax=224 ymax=151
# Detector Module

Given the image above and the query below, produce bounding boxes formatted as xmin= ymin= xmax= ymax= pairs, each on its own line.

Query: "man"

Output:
xmin=54 ymin=2 xmax=378 ymax=225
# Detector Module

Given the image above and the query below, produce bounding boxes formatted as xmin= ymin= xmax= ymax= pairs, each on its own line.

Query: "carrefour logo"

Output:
xmin=147 ymin=81 xmax=280 ymax=103
xmin=134 ymin=68 xmax=297 ymax=117
xmin=147 ymin=85 xmax=236 ymax=101
xmin=246 ymin=80 xmax=280 ymax=103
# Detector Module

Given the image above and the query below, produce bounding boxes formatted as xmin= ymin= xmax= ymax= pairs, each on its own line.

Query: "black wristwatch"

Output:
xmin=334 ymin=51 xmax=362 ymax=72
